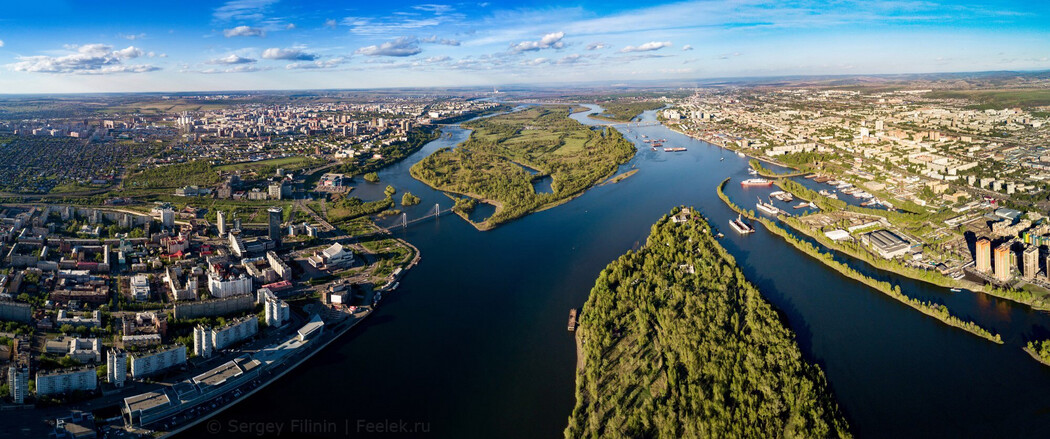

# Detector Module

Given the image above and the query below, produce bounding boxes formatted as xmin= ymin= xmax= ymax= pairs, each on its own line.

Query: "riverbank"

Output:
xmin=749 ymin=159 xmax=809 ymax=178
xmin=772 ymin=178 xmax=1050 ymax=311
xmin=718 ymin=178 xmax=1003 ymax=344
xmin=160 ymin=308 xmax=373 ymax=438
xmin=600 ymin=168 xmax=638 ymax=185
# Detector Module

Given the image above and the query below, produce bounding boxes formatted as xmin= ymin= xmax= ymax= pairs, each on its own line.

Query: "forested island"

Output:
xmin=566 ymin=207 xmax=851 ymax=438
xmin=410 ymin=106 xmax=635 ymax=229
xmin=587 ymin=100 xmax=664 ymax=122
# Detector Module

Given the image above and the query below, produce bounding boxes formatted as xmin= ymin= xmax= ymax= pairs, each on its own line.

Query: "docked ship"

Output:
xmin=770 ymin=190 xmax=794 ymax=202
xmin=663 ymin=147 xmax=687 ymax=152
xmin=729 ymin=214 xmax=755 ymax=234
xmin=740 ymin=178 xmax=773 ymax=187
xmin=756 ymin=197 xmax=782 ymax=216
xmin=736 ymin=151 xmax=745 ymax=157
xmin=568 ymin=308 xmax=578 ymax=332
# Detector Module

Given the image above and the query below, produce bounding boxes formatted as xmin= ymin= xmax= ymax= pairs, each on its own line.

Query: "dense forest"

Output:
xmin=566 ymin=207 xmax=851 ymax=438
xmin=410 ymin=106 xmax=635 ymax=229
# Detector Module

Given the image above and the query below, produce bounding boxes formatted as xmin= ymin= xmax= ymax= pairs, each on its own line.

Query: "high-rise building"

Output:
xmin=217 ymin=210 xmax=227 ymax=237
xmin=975 ymin=238 xmax=992 ymax=273
xmin=268 ymin=206 xmax=283 ymax=244
xmin=1023 ymin=245 xmax=1040 ymax=280
xmin=160 ymin=208 xmax=174 ymax=229
xmin=7 ymin=364 xmax=29 ymax=404
xmin=193 ymin=325 xmax=213 ymax=358
xmin=994 ymin=243 xmax=1012 ymax=282
xmin=107 ymin=349 xmax=127 ymax=388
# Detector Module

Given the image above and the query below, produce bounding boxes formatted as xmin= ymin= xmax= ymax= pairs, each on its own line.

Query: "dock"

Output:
xmin=568 ymin=308 xmax=578 ymax=332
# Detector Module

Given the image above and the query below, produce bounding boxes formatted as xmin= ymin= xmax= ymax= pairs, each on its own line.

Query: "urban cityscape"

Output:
xmin=1 ymin=1 xmax=1050 ymax=438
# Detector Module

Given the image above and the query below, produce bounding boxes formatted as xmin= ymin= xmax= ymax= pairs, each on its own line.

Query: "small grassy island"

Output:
xmin=410 ymin=106 xmax=635 ymax=230
xmin=566 ymin=207 xmax=851 ymax=439
xmin=587 ymin=100 xmax=664 ymax=122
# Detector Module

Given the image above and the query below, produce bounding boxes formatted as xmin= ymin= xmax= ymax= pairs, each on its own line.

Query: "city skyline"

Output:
xmin=1 ymin=0 xmax=1048 ymax=93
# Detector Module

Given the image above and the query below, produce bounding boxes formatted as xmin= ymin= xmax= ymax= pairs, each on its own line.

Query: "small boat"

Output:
xmin=736 ymin=151 xmax=745 ymax=157
xmin=729 ymin=214 xmax=754 ymax=234
xmin=663 ymin=147 xmax=686 ymax=152
xmin=949 ymin=288 xmax=962 ymax=293
xmin=748 ymin=168 xmax=758 ymax=175
xmin=720 ymin=157 xmax=724 ymax=161
xmin=740 ymin=178 xmax=773 ymax=187
xmin=793 ymin=202 xmax=812 ymax=209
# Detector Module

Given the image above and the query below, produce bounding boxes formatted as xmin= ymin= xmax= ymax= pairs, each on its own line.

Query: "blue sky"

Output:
xmin=0 ymin=0 xmax=1047 ymax=93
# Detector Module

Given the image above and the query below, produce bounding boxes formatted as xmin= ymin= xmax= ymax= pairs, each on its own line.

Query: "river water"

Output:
xmin=190 ymin=105 xmax=1050 ymax=438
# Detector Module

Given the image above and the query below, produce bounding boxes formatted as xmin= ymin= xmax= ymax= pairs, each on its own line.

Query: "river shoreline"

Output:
xmin=717 ymin=178 xmax=1002 ymax=344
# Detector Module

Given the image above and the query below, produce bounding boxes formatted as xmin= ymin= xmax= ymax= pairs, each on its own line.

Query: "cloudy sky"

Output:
xmin=0 ymin=0 xmax=1047 ymax=93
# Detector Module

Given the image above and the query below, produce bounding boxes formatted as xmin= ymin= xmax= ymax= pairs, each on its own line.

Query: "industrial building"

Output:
xmin=861 ymin=230 xmax=910 ymax=259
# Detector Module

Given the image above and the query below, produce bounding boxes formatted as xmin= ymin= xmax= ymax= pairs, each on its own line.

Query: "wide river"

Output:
xmin=190 ymin=105 xmax=1050 ymax=438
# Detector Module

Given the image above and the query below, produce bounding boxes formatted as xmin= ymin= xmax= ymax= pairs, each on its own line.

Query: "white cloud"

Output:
xmin=356 ymin=36 xmax=422 ymax=57
xmin=422 ymin=56 xmax=450 ymax=64
xmin=586 ymin=42 xmax=608 ymax=50
xmin=120 ymin=33 xmax=146 ymax=41
xmin=262 ymin=48 xmax=319 ymax=61
xmin=213 ymin=0 xmax=278 ymax=22
xmin=421 ymin=35 xmax=460 ymax=46
xmin=682 ymin=45 xmax=693 ymax=51
xmin=207 ymin=54 xmax=256 ymax=65
xmin=324 ymin=19 xmax=337 ymax=29
xmin=286 ymin=57 xmax=349 ymax=70
xmin=557 ymin=54 xmax=583 ymax=64
xmin=511 ymin=32 xmax=565 ymax=53
xmin=0 ymin=40 xmax=4 ymax=48
xmin=413 ymin=4 xmax=453 ymax=14
xmin=9 ymin=44 xmax=159 ymax=74
xmin=223 ymin=26 xmax=266 ymax=37
xmin=285 ymin=23 xmax=296 ymax=30
xmin=196 ymin=64 xmax=268 ymax=74
xmin=522 ymin=57 xmax=549 ymax=66
xmin=620 ymin=41 xmax=672 ymax=53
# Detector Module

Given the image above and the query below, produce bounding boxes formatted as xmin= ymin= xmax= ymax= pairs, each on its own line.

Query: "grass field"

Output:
xmin=215 ymin=156 xmax=327 ymax=172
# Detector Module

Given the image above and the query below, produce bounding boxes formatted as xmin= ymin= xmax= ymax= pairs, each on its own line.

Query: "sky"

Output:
xmin=0 ymin=0 xmax=1047 ymax=93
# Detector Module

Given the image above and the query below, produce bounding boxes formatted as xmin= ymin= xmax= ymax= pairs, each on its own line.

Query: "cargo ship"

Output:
xmin=756 ymin=197 xmax=782 ymax=216
xmin=663 ymin=147 xmax=687 ymax=152
xmin=740 ymin=178 xmax=773 ymax=187
xmin=729 ymin=214 xmax=754 ymax=234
